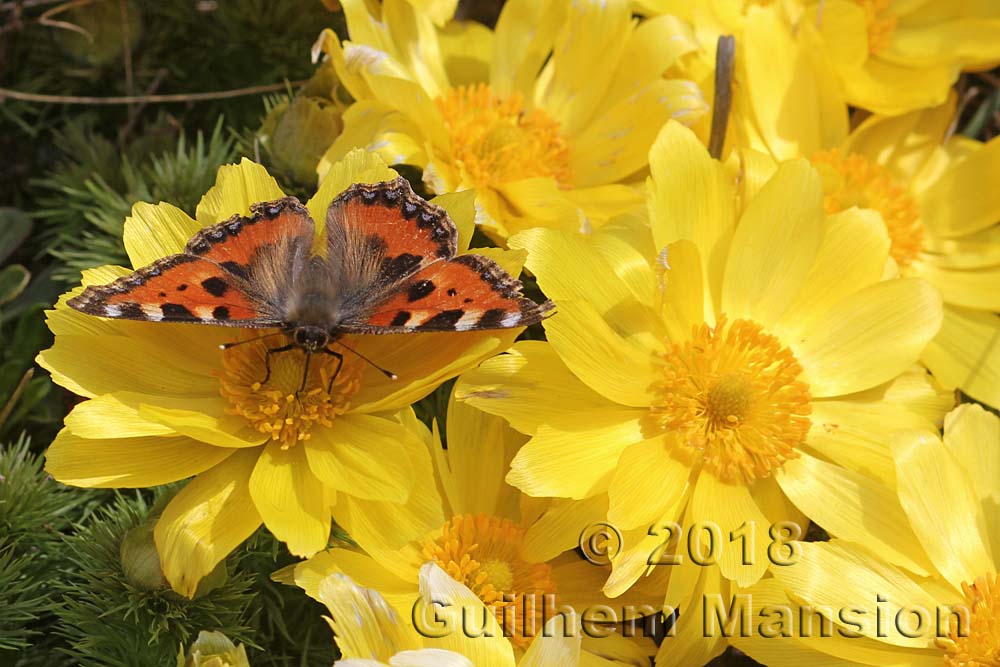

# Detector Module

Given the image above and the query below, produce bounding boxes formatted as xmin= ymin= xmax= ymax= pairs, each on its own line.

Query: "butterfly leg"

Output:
xmin=262 ymin=343 xmax=296 ymax=385
xmin=320 ymin=348 xmax=344 ymax=394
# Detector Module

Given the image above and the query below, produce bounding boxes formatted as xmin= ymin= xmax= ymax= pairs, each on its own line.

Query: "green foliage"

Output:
xmin=0 ymin=436 xmax=98 ymax=661
xmin=239 ymin=533 xmax=339 ymax=667
xmin=53 ymin=492 xmax=259 ymax=667
xmin=34 ymin=119 xmax=237 ymax=284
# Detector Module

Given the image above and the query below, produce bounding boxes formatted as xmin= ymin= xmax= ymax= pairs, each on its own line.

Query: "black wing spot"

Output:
xmin=221 ymin=261 xmax=250 ymax=281
xmin=390 ymin=311 xmax=411 ymax=326
xmin=177 ymin=284 xmax=188 ymax=291
xmin=381 ymin=253 xmax=423 ymax=282
xmin=420 ymin=309 xmax=464 ymax=329
xmin=158 ymin=291 xmax=167 ymax=298
xmin=201 ymin=276 xmax=229 ymax=297
xmin=162 ymin=303 xmax=195 ymax=319
xmin=478 ymin=308 xmax=507 ymax=328
xmin=447 ymin=288 xmax=458 ymax=297
xmin=118 ymin=303 xmax=145 ymax=318
xmin=407 ymin=280 xmax=436 ymax=302
xmin=463 ymin=298 xmax=474 ymax=304
xmin=213 ymin=306 xmax=231 ymax=320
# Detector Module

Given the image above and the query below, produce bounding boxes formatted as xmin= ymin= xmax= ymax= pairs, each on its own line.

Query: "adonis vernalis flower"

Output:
xmin=40 ymin=151 xmax=527 ymax=596
xmin=730 ymin=403 xmax=1000 ymax=667
xmin=641 ymin=0 xmax=1000 ymax=117
xmin=314 ymin=0 xmax=707 ymax=240
xmin=319 ymin=564 xmax=651 ymax=667
xmin=288 ymin=391 xmax=660 ymax=655
xmin=457 ymin=122 xmax=952 ymax=665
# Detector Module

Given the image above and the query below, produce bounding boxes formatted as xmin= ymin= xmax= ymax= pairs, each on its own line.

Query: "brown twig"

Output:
xmin=0 ymin=79 xmax=305 ymax=104
xmin=709 ymin=35 xmax=736 ymax=159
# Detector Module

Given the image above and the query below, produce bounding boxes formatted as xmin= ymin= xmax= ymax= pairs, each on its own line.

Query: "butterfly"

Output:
xmin=68 ymin=177 xmax=553 ymax=387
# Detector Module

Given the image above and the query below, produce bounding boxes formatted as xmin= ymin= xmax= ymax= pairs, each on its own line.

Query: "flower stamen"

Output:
xmin=436 ymin=84 xmax=572 ymax=189
xmin=422 ymin=514 xmax=557 ymax=648
xmin=812 ymin=148 xmax=924 ymax=268
xmin=217 ymin=333 xmax=360 ymax=449
xmin=938 ymin=572 xmax=1000 ymax=667
xmin=651 ymin=316 xmax=812 ymax=484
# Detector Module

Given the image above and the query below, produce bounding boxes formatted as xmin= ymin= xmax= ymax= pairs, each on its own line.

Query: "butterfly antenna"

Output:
xmin=332 ymin=340 xmax=398 ymax=380
xmin=219 ymin=331 xmax=285 ymax=351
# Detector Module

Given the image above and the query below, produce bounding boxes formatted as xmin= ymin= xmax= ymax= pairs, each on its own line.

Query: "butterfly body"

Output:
xmin=68 ymin=178 xmax=553 ymax=370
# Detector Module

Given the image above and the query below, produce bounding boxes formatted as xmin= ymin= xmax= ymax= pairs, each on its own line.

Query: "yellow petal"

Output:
xmin=334 ymin=426 xmax=444 ymax=554
xmin=792 ymin=278 xmax=943 ymax=397
xmin=63 ymin=393 xmax=174 ymax=439
xmin=654 ymin=567 xmax=728 ymax=667
xmin=381 ymin=0 xmax=450 ymax=94
xmin=506 ymin=412 xmax=647 ymax=499
xmin=316 ymin=569 xmax=421 ymax=659
xmin=309 ymin=147 xmax=400 ymax=226
xmin=891 ymin=428 xmax=994 ymax=590
xmin=840 ymin=58 xmax=956 ymax=116
xmin=570 ymin=79 xmax=707 ymax=188
xmin=135 ymin=395 xmax=266 ymax=448
xmin=544 ymin=300 xmax=658 ymax=408
xmin=520 ymin=624 xmax=580 ymax=667
xmin=417 ymin=563 xmax=516 ymax=665
xmin=743 ymin=5 xmax=849 ymax=161
xmin=805 ymin=0 xmax=869 ymax=70
xmin=249 ymin=443 xmax=332 ymax=557
xmin=122 ymin=202 xmax=202 ymax=268
xmin=722 ymin=159 xmax=825 ymax=325
xmin=769 ymin=540 xmax=946 ymax=648
xmin=304 ymin=413 xmax=415 ymax=502
xmin=648 ymin=121 xmax=735 ymax=312
xmin=774 ymin=208 xmax=891 ymax=342
xmin=45 ymin=430 xmax=232 ymax=488
xmin=608 ymin=435 xmax=692 ymax=530
xmin=435 ymin=395 xmax=524 ymax=518
xmin=437 ymin=21 xmax=492 ymax=86
xmin=909 ymin=261 xmax=1000 ymax=310
xmin=660 ymin=240 xmax=708 ymax=342
xmin=884 ymin=19 xmax=1000 ymax=69
xmin=38 ymin=333 xmax=218 ymax=399
xmin=154 ymin=448 xmax=262 ymax=597
xmin=522 ymin=495 xmax=609 ymax=563
xmin=489 ymin=0 xmax=565 ymax=99
xmin=350 ymin=330 xmax=516 ymax=414
xmin=291 ymin=548 xmax=414 ymax=607
xmin=920 ymin=135 xmax=1000 ymax=238
xmin=776 ymin=452 xmax=933 ymax=576
xmin=922 ymin=306 xmax=1000 ymax=407
xmin=945 ymin=404 xmax=1000 ymax=557
xmin=511 ymin=226 xmax=665 ymax=349
xmin=454 ymin=341 xmax=619 ymax=434
xmin=195 ymin=159 xmax=285 ymax=225
xmin=691 ymin=473 xmax=771 ymax=587
xmin=805 ymin=393 xmax=946 ymax=487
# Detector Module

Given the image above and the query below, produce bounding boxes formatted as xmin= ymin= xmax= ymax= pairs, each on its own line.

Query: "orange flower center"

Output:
xmin=812 ymin=148 xmax=924 ymax=268
xmin=421 ymin=514 xmax=557 ymax=648
xmin=436 ymin=83 xmax=572 ymax=189
xmin=856 ymin=0 xmax=897 ymax=54
xmin=939 ymin=572 xmax=1000 ymax=667
xmin=650 ymin=316 xmax=812 ymax=484
xmin=216 ymin=333 xmax=360 ymax=449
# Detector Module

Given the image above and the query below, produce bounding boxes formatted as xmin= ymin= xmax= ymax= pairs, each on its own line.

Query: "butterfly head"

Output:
xmin=292 ymin=325 xmax=333 ymax=353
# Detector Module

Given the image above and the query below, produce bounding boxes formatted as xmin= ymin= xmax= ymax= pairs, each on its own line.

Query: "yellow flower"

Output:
xmin=456 ymin=121 xmax=952 ymax=665
xmin=642 ymin=0 xmax=1000 ymax=116
xmin=314 ymin=0 xmax=707 ymax=240
xmin=318 ymin=563 xmax=652 ymax=666
xmin=177 ymin=631 xmax=250 ymax=667
xmin=728 ymin=403 xmax=1000 ymax=667
xmin=730 ymin=26 xmax=1000 ymax=411
xmin=287 ymin=390 xmax=662 ymax=655
xmin=40 ymin=150 xmax=525 ymax=597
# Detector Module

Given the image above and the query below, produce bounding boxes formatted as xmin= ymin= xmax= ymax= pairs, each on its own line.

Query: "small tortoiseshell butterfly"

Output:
xmin=68 ymin=178 xmax=552 ymax=384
